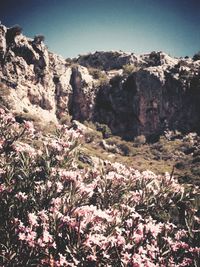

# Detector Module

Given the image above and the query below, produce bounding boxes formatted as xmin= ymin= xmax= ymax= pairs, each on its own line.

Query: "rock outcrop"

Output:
xmin=75 ymin=50 xmax=145 ymax=70
xmin=0 ymin=24 xmax=200 ymax=140
xmin=0 ymin=24 xmax=73 ymax=123
xmin=95 ymin=64 xmax=200 ymax=141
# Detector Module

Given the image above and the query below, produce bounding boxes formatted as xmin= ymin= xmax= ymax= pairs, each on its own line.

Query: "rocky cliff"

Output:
xmin=0 ymin=24 xmax=200 ymax=140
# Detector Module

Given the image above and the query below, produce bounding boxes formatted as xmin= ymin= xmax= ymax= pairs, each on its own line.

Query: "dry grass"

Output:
xmin=80 ymin=132 xmax=200 ymax=185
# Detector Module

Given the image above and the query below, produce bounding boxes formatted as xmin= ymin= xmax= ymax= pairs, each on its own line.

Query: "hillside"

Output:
xmin=0 ymin=24 xmax=200 ymax=266
xmin=1 ymin=24 xmax=200 ymax=184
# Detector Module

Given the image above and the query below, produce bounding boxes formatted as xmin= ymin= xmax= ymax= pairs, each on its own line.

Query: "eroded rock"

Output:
xmin=0 ymin=24 xmax=200 ymax=140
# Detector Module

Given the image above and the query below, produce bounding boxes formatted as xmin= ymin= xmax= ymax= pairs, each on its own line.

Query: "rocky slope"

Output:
xmin=0 ymin=24 xmax=200 ymax=140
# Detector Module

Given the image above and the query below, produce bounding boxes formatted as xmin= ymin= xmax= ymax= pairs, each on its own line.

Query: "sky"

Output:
xmin=0 ymin=0 xmax=200 ymax=58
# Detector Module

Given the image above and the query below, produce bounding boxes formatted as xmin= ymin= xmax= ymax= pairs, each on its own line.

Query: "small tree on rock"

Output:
xmin=6 ymin=25 xmax=22 ymax=45
xmin=193 ymin=51 xmax=200 ymax=61
xmin=33 ymin=35 xmax=45 ymax=44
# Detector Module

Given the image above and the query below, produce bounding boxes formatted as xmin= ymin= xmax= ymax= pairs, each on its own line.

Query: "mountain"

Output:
xmin=0 ymin=24 xmax=200 ymax=141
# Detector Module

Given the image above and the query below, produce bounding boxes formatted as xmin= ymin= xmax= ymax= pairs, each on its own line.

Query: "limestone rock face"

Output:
xmin=69 ymin=65 xmax=98 ymax=121
xmin=0 ymin=25 xmax=7 ymax=61
xmin=76 ymin=51 xmax=145 ymax=70
xmin=0 ymin=25 xmax=99 ymax=125
xmin=76 ymin=51 xmax=199 ymax=139
xmin=0 ymin=24 xmax=200 ymax=139
xmin=94 ymin=57 xmax=200 ymax=140
xmin=0 ymin=26 xmax=73 ymax=123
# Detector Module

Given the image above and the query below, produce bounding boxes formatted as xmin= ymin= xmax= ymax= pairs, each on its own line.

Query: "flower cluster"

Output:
xmin=0 ymin=109 xmax=199 ymax=266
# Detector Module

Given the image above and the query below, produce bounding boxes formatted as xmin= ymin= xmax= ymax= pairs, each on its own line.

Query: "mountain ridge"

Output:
xmin=0 ymin=24 xmax=200 ymax=141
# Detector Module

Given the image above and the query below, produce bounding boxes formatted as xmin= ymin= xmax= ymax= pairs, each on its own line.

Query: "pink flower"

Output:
xmin=26 ymin=230 xmax=37 ymax=247
xmin=146 ymin=221 xmax=162 ymax=236
xmin=86 ymin=254 xmax=97 ymax=262
xmin=180 ymin=257 xmax=193 ymax=266
xmin=0 ymin=108 xmax=5 ymax=115
xmin=189 ymin=247 xmax=200 ymax=253
xmin=28 ymin=212 xmax=38 ymax=226
xmin=13 ymin=142 xmax=37 ymax=157
xmin=125 ymin=243 xmax=133 ymax=250
xmin=15 ymin=192 xmax=28 ymax=201
xmin=50 ymin=197 xmax=62 ymax=213
xmin=0 ymin=184 xmax=7 ymax=193
xmin=37 ymin=238 xmax=46 ymax=248
xmin=0 ymin=139 xmax=5 ymax=149
xmin=18 ymin=232 xmax=26 ymax=241
xmin=3 ymin=114 xmax=15 ymax=124
xmin=59 ymin=170 xmax=79 ymax=182
xmin=47 ymin=181 xmax=52 ymax=189
xmin=56 ymin=181 xmax=63 ymax=193
xmin=171 ymin=241 xmax=189 ymax=252
xmin=58 ymin=253 xmax=69 ymax=266
xmin=38 ymin=209 xmax=49 ymax=222
xmin=116 ymin=235 xmax=126 ymax=246
xmin=24 ymin=121 xmax=35 ymax=135
xmin=121 ymin=251 xmax=132 ymax=265
xmin=175 ymin=229 xmax=188 ymax=240
xmin=133 ymin=232 xmax=143 ymax=244
xmin=49 ymin=140 xmax=62 ymax=152
xmin=43 ymin=229 xmax=53 ymax=243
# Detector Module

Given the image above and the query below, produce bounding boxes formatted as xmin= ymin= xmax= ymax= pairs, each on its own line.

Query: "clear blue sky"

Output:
xmin=1 ymin=0 xmax=200 ymax=58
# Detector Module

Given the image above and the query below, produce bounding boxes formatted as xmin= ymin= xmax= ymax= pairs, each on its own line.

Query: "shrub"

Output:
xmin=191 ymin=166 xmax=200 ymax=176
xmin=0 ymin=82 xmax=12 ymax=108
xmin=134 ymin=135 xmax=146 ymax=147
xmin=123 ymin=64 xmax=139 ymax=76
xmin=88 ymin=67 xmax=104 ymax=79
xmin=59 ymin=113 xmax=72 ymax=125
xmin=175 ymin=161 xmax=186 ymax=170
xmin=193 ymin=51 xmax=200 ymax=61
xmin=87 ymin=68 xmax=109 ymax=86
xmin=65 ymin=58 xmax=73 ymax=66
xmin=149 ymin=51 xmax=161 ymax=65
xmin=117 ymin=142 xmax=131 ymax=156
xmin=0 ymin=109 xmax=199 ymax=266
xmin=95 ymin=122 xmax=112 ymax=138
xmin=98 ymin=75 xmax=109 ymax=86
xmin=8 ymin=25 xmax=22 ymax=36
xmin=6 ymin=25 xmax=22 ymax=45
xmin=106 ymin=136 xmax=137 ymax=156
xmin=83 ymin=121 xmax=97 ymax=131
xmin=84 ymin=131 xmax=96 ymax=143
xmin=33 ymin=35 xmax=45 ymax=44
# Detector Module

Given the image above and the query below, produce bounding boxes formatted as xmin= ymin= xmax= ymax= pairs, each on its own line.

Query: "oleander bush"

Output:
xmin=0 ymin=108 xmax=199 ymax=266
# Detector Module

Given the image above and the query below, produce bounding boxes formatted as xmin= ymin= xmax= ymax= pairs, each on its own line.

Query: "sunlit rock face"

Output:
xmin=75 ymin=50 xmax=145 ymax=70
xmin=0 ymin=24 xmax=200 ymax=139
xmin=0 ymin=25 xmax=74 ymax=123
xmin=0 ymin=25 xmax=7 ymax=61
